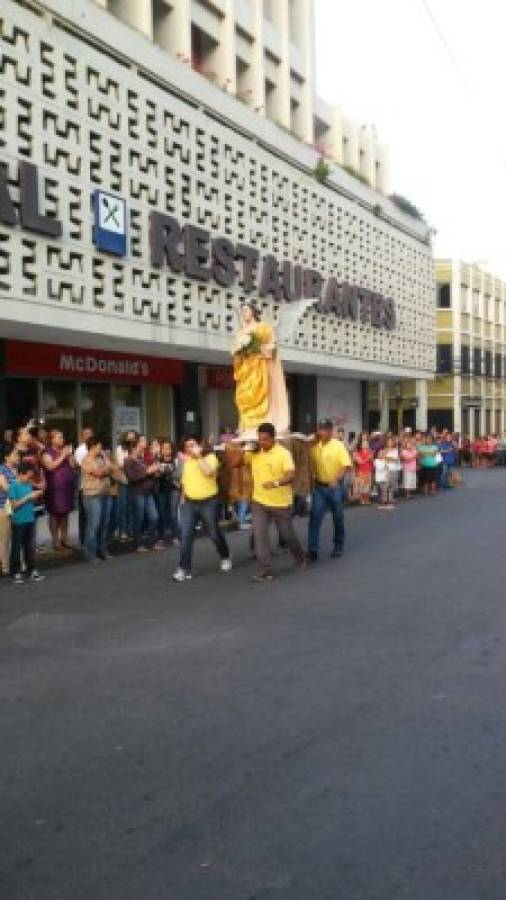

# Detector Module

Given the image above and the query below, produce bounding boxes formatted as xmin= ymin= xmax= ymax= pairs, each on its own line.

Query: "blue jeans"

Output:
xmin=179 ymin=496 xmax=230 ymax=574
xmin=236 ymin=499 xmax=250 ymax=525
xmin=308 ymin=483 xmax=345 ymax=555
xmin=131 ymin=494 xmax=158 ymax=548
xmin=118 ymin=483 xmax=133 ymax=535
xmin=83 ymin=494 xmax=111 ymax=559
xmin=156 ymin=490 xmax=180 ymax=540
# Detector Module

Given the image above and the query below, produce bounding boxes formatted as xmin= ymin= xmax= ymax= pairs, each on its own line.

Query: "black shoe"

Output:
xmin=330 ymin=549 xmax=343 ymax=559
xmin=306 ymin=552 xmax=318 ymax=562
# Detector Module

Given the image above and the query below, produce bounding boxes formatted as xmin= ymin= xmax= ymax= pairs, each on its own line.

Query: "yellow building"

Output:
xmin=368 ymin=258 xmax=506 ymax=437
xmin=428 ymin=260 xmax=506 ymax=437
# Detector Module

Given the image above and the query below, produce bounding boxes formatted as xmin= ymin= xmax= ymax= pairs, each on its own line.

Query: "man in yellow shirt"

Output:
xmin=248 ymin=423 xmax=305 ymax=583
xmin=307 ymin=418 xmax=352 ymax=562
xmin=172 ymin=436 xmax=231 ymax=582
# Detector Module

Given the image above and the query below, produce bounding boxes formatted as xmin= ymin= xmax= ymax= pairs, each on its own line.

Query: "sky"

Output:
xmin=314 ymin=0 xmax=506 ymax=276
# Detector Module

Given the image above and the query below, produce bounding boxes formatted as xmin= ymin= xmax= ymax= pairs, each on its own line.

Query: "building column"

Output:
xmin=215 ymin=0 xmax=237 ymax=94
xmin=378 ymin=381 xmax=389 ymax=432
xmin=159 ymin=0 xmax=191 ymax=60
xmin=294 ymin=0 xmax=314 ymax=144
xmin=415 ymin=379 xmax=428 ymax=431
xmin=115 ymin=0 xmax=153 ymax=39
xmin=453 ymin=374 xmax=461 ymax=433
xmin=174 ymin=362 xmax=202 ymax=440
xmin=272 ymin=0 xmax=291 ymax=130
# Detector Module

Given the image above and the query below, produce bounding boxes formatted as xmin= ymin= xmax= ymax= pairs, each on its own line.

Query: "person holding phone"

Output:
xmin=8 ymin=461 xmax=45 ymax=584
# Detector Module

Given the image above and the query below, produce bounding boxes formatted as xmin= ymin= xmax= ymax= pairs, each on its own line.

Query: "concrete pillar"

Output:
xmin=329 ymin=105 xmax=343 ymax=165
xmin=109 ymin=0 xmax=152 ymax=38
xmin=156 ymin=0 xmax=191 ymax=60
xmin=453 ymin=375 xmax=462 ymax=433
xmin=213 ymin=0 xmax=236 ymax=93
xmin=416 ymin=379 xmax=428 ymax=431
xmin=378 ymin=381 xmax=389 ymax=432
xmin=251 ymin=0 xmax=266 ymax=116
xmin=293 ymin=0 xmax=314 ymax=144
xmin=273 ymin=0 xmax=291 ymax=130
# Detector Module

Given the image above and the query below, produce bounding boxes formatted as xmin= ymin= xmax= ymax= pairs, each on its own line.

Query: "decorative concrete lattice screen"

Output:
xmin=0 ymin=2 xmax=435 ymax=372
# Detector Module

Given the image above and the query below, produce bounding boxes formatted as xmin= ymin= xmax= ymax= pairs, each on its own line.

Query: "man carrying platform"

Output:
xmin=307 ymin=419 xmax=352 ymax=562
xmin=247 ymin=423 xmax=306 ymax=583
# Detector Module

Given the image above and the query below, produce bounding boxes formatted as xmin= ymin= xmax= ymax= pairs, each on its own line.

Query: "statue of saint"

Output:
xmin=232 ymin=303 xmax=289 ymax=437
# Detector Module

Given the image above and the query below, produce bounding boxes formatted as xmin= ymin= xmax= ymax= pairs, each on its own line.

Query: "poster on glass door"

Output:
xmin=115 ymin=406 xmax=141 ymax=435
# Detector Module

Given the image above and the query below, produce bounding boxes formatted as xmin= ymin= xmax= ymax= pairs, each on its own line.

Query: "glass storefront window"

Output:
xmin=145 ymin=384 xmax=173 ymax=440
xmin=6 ymin=379 xmax=38 ymax=430
xmin=81 ymin=383 xmax=112 ymax=447
xmin=113 ymin=384 xmax=143 ymax=443
xmin=42 ymin=380 xmax=77 ymax=444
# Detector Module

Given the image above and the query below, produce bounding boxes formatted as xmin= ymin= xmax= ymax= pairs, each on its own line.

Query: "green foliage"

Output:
xmin=314 ymin=157 xmax=330 ymax=184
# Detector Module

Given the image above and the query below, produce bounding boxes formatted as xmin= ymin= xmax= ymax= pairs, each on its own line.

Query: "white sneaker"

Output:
xmin=220 ymin=558 xmax=233 ymax=573
xmin=29 ymin=570 xmax=45 ymax=582
xmin=172 ymin=568 xmax=192 ymax=582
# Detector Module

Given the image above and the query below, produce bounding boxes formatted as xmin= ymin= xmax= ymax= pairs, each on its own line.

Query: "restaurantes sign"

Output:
xmin=0 ymin=160 xmax=396 ymax=331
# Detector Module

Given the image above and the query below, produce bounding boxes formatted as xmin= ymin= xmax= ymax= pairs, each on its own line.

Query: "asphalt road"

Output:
xmin=1 ymin=469 xmax=506 ymax=900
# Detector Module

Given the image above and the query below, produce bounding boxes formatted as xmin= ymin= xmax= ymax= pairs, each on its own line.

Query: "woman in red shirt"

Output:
xmin=353 ymin=435 xmax=374 ymax=506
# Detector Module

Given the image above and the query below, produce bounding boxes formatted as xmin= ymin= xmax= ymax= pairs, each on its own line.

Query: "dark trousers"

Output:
xmin=156 ymin=490 xmax=180 ymax=541
xmin=179 ymin=497 xmax=230 ymax=574
xmin=10 ymin=522 xmax=35 ymax=576
xmin=131 ymin=493 xmax=158 ymax=549
xmin=308 ymin=484 xmax=345 ymax=555
xmin=251 ymin=501 xmax=304 ymax=575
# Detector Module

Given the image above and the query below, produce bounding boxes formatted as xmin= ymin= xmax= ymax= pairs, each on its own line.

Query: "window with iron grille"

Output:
xmin=437 ymin=344 xmax=452 ymax=374
xmin=437 ymin=283 xmax=451 ymax=308
xmin=461 ymin=344 xmax=470 ymax=374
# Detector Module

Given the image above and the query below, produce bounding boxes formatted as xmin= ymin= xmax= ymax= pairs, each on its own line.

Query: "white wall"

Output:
xmin=317 ymin=377 xmax=362 ymax=438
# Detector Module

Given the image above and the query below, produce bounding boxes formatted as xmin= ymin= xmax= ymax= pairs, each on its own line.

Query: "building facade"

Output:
xmin=92 ymin=0 xmax=390 ymax=192
xmin=0 ymin=0 xmax=435 ymax=444
xmin=427 ymin=260 xmax=506 ymax=437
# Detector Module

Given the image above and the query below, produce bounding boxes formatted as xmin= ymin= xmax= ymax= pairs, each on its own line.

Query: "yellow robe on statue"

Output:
xmin=233 ymin=323 xmax=271 ymax=432
xmin=233 ymin=323 xmax=289 ymax=435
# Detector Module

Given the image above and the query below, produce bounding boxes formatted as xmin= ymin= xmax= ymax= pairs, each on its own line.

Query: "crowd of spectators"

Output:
xmin=0 ymin=421 xmax=503 ymax=584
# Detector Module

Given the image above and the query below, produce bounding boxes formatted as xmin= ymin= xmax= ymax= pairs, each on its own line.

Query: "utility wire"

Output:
xmin=419 ymin=0 xmax=469 ymax=87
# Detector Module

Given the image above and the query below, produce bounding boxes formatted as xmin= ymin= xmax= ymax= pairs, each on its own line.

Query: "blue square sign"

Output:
xmin=93 ymin=190 xmax=127 ymax=256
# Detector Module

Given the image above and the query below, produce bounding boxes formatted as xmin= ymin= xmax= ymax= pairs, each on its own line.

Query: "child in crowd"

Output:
xmin=8 ymin=461 xmax=45 ymax=584
xmin=374 ymin=447 xmax=394 ymax=510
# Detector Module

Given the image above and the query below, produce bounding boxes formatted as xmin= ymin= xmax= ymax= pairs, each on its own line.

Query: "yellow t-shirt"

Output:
xmin=182 ymin=453 xmax=219 ymax=501
xmin=248 ymin=444 xmax=295 ymax=508
xmin=311 ymin=439 xmax=351 ymax=483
